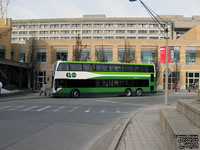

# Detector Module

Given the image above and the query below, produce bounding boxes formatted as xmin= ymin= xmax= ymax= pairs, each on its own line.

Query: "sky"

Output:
xmin=6 ymin=0 xmax=200 ymax=19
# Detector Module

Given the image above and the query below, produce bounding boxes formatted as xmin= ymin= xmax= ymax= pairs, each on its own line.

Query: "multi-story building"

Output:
xmin=11 ymin=15 xmax=200 ymax=44
xmin=2 ymin=15 xmax=200 ymax=91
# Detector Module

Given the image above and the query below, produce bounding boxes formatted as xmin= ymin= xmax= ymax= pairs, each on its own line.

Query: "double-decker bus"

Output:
xmin=51 ymin=61 xmax=156 ymax=98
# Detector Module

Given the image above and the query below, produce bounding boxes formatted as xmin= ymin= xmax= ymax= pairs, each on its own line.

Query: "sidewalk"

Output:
xmin=0 ymin=88 xmax=48 ymax=102
xmin=117 ymin=104 xmax=171 ymax=150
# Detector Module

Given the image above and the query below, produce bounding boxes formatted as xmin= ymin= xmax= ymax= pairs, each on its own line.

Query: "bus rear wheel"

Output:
xmin=124 ymin=88 xmax=132 ymax=97
xmin=70 ymin=89 xmax=80 ymax=98
xmin=135 ymin=88 xmax=143 ymax=96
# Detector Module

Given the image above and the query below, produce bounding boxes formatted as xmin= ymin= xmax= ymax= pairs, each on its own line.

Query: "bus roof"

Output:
xmin=57 ymin=61 xmax=154 ymax=66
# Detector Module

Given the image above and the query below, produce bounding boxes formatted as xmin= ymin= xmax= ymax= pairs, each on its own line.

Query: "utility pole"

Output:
xmin=129 ymin=0 xmax=170 ymax=105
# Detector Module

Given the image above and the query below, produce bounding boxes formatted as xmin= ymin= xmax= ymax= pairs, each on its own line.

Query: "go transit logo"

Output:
xmin=66 ymin=72 xmax=76 ymax=78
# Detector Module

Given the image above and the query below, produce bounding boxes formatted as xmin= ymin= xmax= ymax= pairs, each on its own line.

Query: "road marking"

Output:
xmin=22 ymin=106 xmax=39 ymax=111
xmin=37 ymin=106 xmax=51 ymax=111
xmin=53 ymin=106 xmax=66 ymax=112
xmin=0 ymin=106 xmax=12 ymax=110
xmin=69 ymin=106 xmax=79 ymax=112
xmin=116 ymin=107 xmax=121 ymax=113
xmin=84 ymin=108 xmax=90 ymax=113
xmin=7 ymin=106 xmax=25 ymax=111
xmin=100 ymin=108 xmax=105 ymax=113
xmin=95 ymin=100 xmax=148 ymax=107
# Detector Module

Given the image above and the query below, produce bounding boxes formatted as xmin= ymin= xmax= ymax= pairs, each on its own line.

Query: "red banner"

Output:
xmin=160 ymin=46 xmax=173 ymax=63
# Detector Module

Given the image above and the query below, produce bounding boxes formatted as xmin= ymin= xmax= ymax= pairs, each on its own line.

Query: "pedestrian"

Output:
xmin=0 ymin=81 xmax=2 ymax=95
xmin=174 ymin=82 xmax=178 ymax=92
xmin=40 ymin=82 xmax=47 ymax=96
xmin=193 ymin=82 xmax=196 ymax=91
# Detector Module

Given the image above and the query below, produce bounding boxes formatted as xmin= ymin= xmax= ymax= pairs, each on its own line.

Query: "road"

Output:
xmin=0 ymin=92 xmax=196 ymax=150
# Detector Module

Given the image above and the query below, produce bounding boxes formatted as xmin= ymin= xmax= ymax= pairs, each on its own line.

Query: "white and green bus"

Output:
xmin=52 ymin=61 xmax=156 ymax=98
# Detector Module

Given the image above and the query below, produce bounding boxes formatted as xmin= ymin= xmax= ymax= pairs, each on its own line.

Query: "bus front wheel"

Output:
xmin=71 ymin=89 xmax=80 ymax=98
xmin=124 ymin=88 xmax=132 ymax=97
xmin=135 ymin=88 xmax=143 ymax=96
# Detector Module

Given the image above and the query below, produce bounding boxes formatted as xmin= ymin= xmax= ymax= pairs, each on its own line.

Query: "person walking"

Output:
xmin=0 ymin=81 xmax=2 ymax=95
xmin=174 ymin=82 xmax=178 ymax=92
xmin=40 ymin=82 xmax=47 ymax=96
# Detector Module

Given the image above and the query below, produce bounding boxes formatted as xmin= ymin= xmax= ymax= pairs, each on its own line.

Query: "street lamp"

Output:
xmin=129 ymin=0 xmax=169 ymax=105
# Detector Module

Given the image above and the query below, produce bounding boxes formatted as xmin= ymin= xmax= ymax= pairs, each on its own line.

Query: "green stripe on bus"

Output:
xmin=56 ymin=87 xmax=151 ymax=94
xmin=90 ymin=72 xmax=153 ymax=75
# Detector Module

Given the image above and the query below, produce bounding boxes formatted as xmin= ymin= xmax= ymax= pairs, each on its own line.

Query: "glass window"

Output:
xmin=96 ymin=64 xmax=108 ymax=72
xmin=186 ymin=47 xmax=196 ymax=64
xmin=57 ymin=63 xmax=69 ymax=71
xmin=56 ymin=52 xmax=68 ymax=61
xmin=69 ymin=63 xmax=82 ymax=71
xmin=141 ymin=51 xmax=155 ymax=64
xmin=118 ymin=49 xmax=134 ymax=62
xmin=37 ymin=52 xmax=46 ymax=62
xmin=20 ymin=53 xmax=25 ymax=62
xmin=83 ymin=64 xmax=92 ymax=71
xmin=35 ymin=70 xmax=46 ymax=89
xmin=97 ymin=49 xmax=113 ymax=62
xmin=108 ymin=65 xmax=121 ymax=72
xmin=81 ymin=49 xmax=90 ymax=61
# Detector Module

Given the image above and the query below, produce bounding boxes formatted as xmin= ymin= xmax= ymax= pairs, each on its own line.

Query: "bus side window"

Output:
xmin=83 ymin=64 xmax=92 ymax=71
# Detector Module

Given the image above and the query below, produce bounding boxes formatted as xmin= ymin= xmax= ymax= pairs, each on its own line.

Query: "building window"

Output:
xmin=105 ymin=24 xmax=114 ymax=27
xmin=37 ymin=51 xmax=46 ymax=62
xmin=29 ymin=31 xmax=38 ymax=35
xmin=97 ymin=49 xmax=113 ymax=62
xmin=127 ymin=24 xmax=136 ymax=27
xmin=116 ymin=30 xmax=125 ymax=34
xmin=93 ymin=36 xmax=103 ymax=39
xmin=40 ymin=31 xmax=48 ymax=35
xmin=35 ymin=70 xmax=46 ymax=90
xmin=186 ymin=47 xmax=196 ymax=64
xmin=116 ymin=24 xmax=125 ymax=27
xmin=61 ymin=24 xmax=70 ymax=28
xmin=93 ymin=24 xmax=103 ymax=27
xmin=82 ymin=30 xmax=92 ymax=34
xmin=149 ymin=30 xmax=159 ymax=34
xmin=20 ymin=53 xmax=25 ymax=62
xmin=118 ymin=49 xmax=134 ymax=62
xmin=93 ymin=30 xmax=103 ymax=34
xmin=186 ymin=72 xmax=199 ymax=90
xmin=138 ymin=24 xmax=148 ymax=28
xmin=71 ymin=24 xmax=81 ymax=28
xmin=173 ymin=46 xmax=180 ymax=63
xmin=82 ymin=36 xmax=92 ymax=39
xmin=163 ymin=72 xmax=180 ymax=89
xmin=19 ymin=31 xmax=28 ymax=35
xmin=104 ymin=30 xmax=114 ymax=34
xmin=138 ymin=36 xmax=147 ymax=39
xmin=104 ymin=36 xmax=114 ymax=39
xmin=141 ymin=49 xmax=155 ymax=64
xmin=40 ymin=24 xmax=49 ymax=28
xmin=82 ymin=24 xmax=92 ymax=27
xmin=61 ymin=30 xmax=70 ymax=34
xmin=127 ymin=30 xmax=136 ymax=34
xmin=81 ymin=49 xmax=90 ymax=61
xmin=56 ymin=49 xmax=68 ymax=61
xmin=50 ymin=24 xmax=60 ymax=28
xmin=50 ymin=31 xmax=59 ymax=34
xmin=138 ymin=30 xmax=148 ymax=34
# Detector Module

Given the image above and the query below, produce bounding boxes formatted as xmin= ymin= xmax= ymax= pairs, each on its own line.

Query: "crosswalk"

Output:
xmin=0 ymin=105 xmax=136 ymax=114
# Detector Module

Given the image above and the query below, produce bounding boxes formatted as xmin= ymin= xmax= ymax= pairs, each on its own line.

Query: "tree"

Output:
xmin=97 ymin=44 xmax=106 ymax=62
xmin=73 ymin=34 xmax=86 ymax=61
xmin=121 ymin=40 xmax=135 ymax=63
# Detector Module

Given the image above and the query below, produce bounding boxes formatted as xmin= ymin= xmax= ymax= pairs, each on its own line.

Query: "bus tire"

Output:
xmin=70 ymin=89 xmax=80 ymax=98
xmin=135 ymin=88 xmax=143 ymax=96
xmin=124 ymin=88 xmax=132 ymax=97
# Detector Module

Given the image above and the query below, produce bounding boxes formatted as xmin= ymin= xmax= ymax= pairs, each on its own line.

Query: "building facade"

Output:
xmin=25 ymin=26 xmax=200 ymax=91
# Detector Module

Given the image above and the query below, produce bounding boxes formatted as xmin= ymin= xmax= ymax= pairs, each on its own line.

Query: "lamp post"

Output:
xmin=129 ymin=0 xmax=169 ymax=105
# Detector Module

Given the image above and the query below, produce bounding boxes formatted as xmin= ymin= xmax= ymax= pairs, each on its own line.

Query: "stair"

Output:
xmin=160 ymin=98 xmax=200 ymax=150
